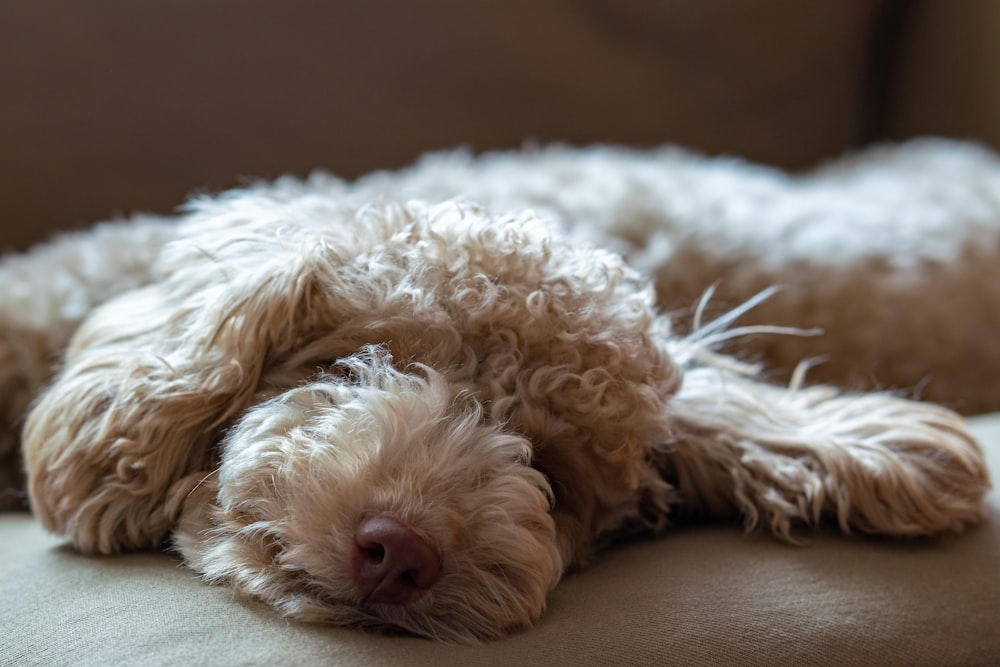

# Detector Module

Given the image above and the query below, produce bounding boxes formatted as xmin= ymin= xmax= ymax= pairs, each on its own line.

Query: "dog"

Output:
xmin=1 ymin=142 xmax=992 ymax=641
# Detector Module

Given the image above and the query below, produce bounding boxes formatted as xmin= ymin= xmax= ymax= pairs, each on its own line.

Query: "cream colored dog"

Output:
xmin=2 ymin=142 xmax=992 ymax=641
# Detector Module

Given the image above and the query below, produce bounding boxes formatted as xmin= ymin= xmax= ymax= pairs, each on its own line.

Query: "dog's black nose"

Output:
xmin=353 ymin=515 xmax=441 ymax=604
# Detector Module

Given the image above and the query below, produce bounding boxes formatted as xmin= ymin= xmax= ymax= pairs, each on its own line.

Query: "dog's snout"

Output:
xmin=353 ymin=515 xmax=441 ymax=605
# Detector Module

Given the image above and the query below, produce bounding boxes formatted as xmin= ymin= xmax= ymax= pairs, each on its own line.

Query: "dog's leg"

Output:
xmin=662 ymin=367 xmax=990 ymax=539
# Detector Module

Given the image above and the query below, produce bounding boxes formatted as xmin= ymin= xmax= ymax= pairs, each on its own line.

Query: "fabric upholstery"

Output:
xmin=3 ymin=414 xmax=998 ymax=666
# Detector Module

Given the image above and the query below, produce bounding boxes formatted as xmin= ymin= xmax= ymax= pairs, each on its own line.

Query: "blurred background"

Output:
xmin=2 ymin=0 xmax=998 ymax=252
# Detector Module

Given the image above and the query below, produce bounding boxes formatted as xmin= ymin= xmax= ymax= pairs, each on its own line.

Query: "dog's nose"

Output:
xmin=353 ymin=515 xmax=441 ymax=604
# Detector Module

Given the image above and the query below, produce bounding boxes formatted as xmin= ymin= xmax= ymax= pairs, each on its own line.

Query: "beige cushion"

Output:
xmin=3 ymin=415 xmax=999 ymax=666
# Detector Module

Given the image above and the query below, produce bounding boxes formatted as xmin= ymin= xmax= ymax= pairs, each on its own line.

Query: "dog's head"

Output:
xmin=175 ymin=348 xmax=564 ymax=641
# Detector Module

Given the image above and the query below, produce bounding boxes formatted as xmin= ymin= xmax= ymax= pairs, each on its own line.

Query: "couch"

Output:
xmin=2 ymin=2 xmax=998 ymax=665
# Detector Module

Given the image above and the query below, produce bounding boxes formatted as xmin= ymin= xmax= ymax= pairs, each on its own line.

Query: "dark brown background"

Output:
xmin=2 ymin=0 xmax=998 ymax=252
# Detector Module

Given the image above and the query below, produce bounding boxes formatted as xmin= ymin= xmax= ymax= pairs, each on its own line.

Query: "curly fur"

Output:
xmin=2 ymin=141 xmax=993 ymax=641
xmin=354 ymin=138 xmax=1000 ymax=413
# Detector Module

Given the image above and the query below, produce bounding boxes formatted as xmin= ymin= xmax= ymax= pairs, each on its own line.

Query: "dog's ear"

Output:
xmin=661 ymin=367 xmax=990 ymax=539
xmin=23 ymin=214 xmax=343 ymax=554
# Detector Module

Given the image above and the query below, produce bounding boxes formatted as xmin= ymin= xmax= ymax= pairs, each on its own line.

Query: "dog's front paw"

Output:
xmin=668 ymin=368 xmax=991 ymax=538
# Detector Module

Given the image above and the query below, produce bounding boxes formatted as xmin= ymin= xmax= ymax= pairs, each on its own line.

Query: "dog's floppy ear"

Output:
xmin=661 ymin=366 xmax=990 ymax=539
xmin=24 ymin=204 xmax=345 ymax=554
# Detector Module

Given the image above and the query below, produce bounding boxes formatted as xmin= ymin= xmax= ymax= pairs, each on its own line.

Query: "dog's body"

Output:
xmin=1 ymin=141 xmax=993 ymax=640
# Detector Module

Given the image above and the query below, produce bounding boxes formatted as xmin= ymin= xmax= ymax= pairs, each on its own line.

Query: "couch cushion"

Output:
xmin=3 ymin=415 xmax=999 ymax=666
